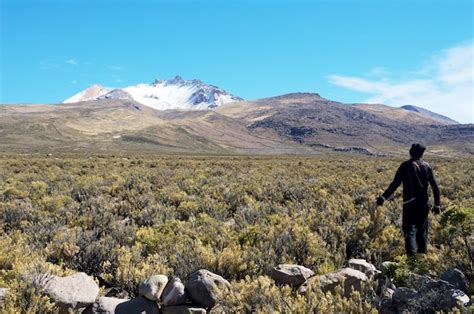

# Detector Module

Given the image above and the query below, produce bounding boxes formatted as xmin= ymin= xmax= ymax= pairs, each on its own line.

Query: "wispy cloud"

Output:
xmin=65 ymin=58 xmax=79 ymax=66
xmin=328 ymin=40 xmax=473 ymax=123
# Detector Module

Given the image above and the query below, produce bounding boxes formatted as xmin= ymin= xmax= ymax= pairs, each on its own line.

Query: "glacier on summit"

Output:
xmin=63 ymin=76 xmax=243 ymax=110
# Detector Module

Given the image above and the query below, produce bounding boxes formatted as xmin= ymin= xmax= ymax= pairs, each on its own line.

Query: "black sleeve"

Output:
xmin=382 ymin=164 xmax=403 ymax=200
xmin=428 ymin=167 xmax=441 ymax=206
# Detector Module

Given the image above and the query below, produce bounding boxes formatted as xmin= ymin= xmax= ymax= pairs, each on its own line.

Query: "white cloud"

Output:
xmin=65 ymin=58 xmax=79 ymax=66
xmin=328 ymin=41 xmax=474 ymax=123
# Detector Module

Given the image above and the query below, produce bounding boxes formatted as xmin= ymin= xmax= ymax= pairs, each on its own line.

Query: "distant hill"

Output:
xmin=0 ymin=91 xmax=471 ymax=156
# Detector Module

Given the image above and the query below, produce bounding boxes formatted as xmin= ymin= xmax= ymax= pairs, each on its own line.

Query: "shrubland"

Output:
xmin=0 ymin=154 xmax=472 ymax=312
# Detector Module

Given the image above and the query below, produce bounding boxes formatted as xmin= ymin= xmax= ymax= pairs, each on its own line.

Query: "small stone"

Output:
xmin=139 ymin=275 xmax=169 ymax=301
xmin=348 ymin=259 xmax=377 ymax=277
xmin=440 ymin=268 xmax=469 ymax=293
xmin=451 ymin=289 xmax=470 ymax=306
xmin=0 ymin=288 xmax=8 ymax=304
xmin=161 ymin=277 xmax=187 ymax=306
xmin=270 ymin=264 xmax=315 ymax=286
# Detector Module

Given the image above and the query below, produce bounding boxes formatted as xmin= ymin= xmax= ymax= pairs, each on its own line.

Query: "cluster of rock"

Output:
xmin=2 ymin=260 xmax=470 ymax=313
xmin=12 ymin=269 xmax=230 ymax=313
xmin=269 ymin=259 xmax=471 ymax=313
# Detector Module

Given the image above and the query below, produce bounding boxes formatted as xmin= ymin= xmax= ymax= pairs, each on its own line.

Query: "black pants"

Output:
xmin=402 ymin=199 xmax=429 ymax=256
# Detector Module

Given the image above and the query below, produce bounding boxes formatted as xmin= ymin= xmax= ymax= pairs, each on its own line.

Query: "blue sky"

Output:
xmin=1 ymin=0 xmax=473 ymax=122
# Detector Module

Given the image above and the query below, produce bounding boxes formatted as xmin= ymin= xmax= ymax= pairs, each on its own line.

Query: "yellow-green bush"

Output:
xmin=0 ymin=154 xmax=472 ymax=311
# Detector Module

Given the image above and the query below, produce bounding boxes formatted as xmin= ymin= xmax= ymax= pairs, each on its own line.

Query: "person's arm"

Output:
xmin=377 ymin=165 xmax=403 ymax=205
xmin=428 ymin=167 xmax=441 ymax=213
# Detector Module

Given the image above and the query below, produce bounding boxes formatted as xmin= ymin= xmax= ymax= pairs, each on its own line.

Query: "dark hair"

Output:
xmin=409 ymin=143 xmax=426 ymax=159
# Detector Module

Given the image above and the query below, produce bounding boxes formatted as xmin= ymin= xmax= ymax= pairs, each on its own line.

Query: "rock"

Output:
xmin=84 ymin=297 xmax=159 ymax=314
xmin=451 ymin=289 xmax=470 ymax=306
xmin=378 ymin=285 xmax=395 ymax=314
xmin=440 ymin=267 xmax=469 ymax=293
xmin=0 ymin=288 xmax=8 ymax=304
xmin=186 ymin=269 xmax=231 ymax=309
xmin=270 ymin=264 xmax=315 ymax=286
xmin=380 ymin=282 xmax=395 ymax=300
xmin=139 ymin=274 xmax=169 ymax=301
xmin=392 ymin=287 xmax=418 ymax=311
xmin=161 ymin=277 xmax=187 ymax=306
xmin=83 ymin=297 xmax=129 ymax=313
xmin=298 ymin=267 xmax=368 ymax=297
xmin=348 ymin=259 xmax=377 ymax=277
xmin=392 ymin=286 xmax=416 ymax=301
xmin=391 ymin=276 xmax=471 ymax=312
xmin=161 ymin=305 xmax=207 ymax=314
xmin=42 ymin=272 xmax=99 ymax=310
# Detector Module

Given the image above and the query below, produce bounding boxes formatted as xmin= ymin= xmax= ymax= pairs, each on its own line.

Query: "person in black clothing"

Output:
xmin=376 ymin=144 xmax=441 ymax=256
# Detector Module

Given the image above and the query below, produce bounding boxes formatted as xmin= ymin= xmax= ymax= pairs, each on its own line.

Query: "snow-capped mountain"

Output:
xmin=64 ymin=84 xmax=112 ymax=103
xmin=63 ymin=76 xmax=243 ymax=110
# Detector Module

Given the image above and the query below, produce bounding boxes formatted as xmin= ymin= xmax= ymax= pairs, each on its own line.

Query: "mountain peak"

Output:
xmin=64 ymin=84 xmax=111 ymax=103
xmin=169 ymin=75 xmax=184 ymax=85
xmin=64 ymin=76 xmax=243 ymax=110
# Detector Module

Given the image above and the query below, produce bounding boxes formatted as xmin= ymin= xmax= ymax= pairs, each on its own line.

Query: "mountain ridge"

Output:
xmin=1 ymin=92 xmax=472 ymax=156
xmin=64 ymin=76 xmax=243 ymax=110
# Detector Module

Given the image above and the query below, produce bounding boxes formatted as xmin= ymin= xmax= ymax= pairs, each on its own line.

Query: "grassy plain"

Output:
xmin=0 ymin=153 xmax=472 ymax=312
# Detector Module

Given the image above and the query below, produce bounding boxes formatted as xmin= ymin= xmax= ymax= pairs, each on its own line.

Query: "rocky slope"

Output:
xmin=400 ymin=105 xmax=459 ymax=125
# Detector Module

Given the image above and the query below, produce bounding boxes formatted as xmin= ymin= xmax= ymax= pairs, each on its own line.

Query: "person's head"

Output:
xmin=409 ymin=143 xmax=426 ymax=159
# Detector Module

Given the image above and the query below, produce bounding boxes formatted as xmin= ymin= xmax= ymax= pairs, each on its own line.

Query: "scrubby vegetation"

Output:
xmin=0 ymin=154 xmax=472 ymax=312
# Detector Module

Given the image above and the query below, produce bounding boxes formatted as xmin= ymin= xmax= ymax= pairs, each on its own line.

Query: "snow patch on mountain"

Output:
xmin=64 ymin=85 xmax=112 ymax=103
xmin=63 ymin=76 xmax=243 ymax=110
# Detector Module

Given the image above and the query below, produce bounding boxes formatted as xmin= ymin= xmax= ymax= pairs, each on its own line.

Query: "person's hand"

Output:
xmin=432 ymin=205 xmax=442 ymax=215
xmin=376 ymin=196 xmax=385 ymax=206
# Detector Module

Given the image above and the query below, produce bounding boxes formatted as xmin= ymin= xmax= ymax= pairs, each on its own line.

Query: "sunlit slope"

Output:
xmin=0 ymin=94 xmax=472 ymax=155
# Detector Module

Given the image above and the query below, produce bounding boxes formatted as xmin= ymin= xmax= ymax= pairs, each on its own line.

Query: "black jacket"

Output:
xmin=382 ymin=158 xmax=440 ymax=206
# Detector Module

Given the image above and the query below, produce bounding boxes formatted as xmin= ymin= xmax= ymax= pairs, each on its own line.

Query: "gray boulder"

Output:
xmin=84 ymin=297 xmax=159 ymax=314
xmin=161 ymin=305 xmax=207 ymax=314
xmin=139 ymin=274 xmax=168 ymax=301
xmin=270 ymin=264 xmax=315 ymax=286
xmin=441 ymin=267 xmax=469 ymax=293
xmin=392 ymin=287 xmax=418 ymax=310
xmin=186 ymin=270 xmax=231 ymax=309
xmin=83 ymin=297 xmax=129 ymax=313
xmin=42 ymin=272 xmax=99 ymax=310
xmin=161 ymin=277 xmax=187 ymax=306
xmin=391 ymin=275 xmax=471 ymax=312
xmin=348 ymin=259 xmax=377 ymax=277
xmin=298 ymin=267 xmax=368 ymax=297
